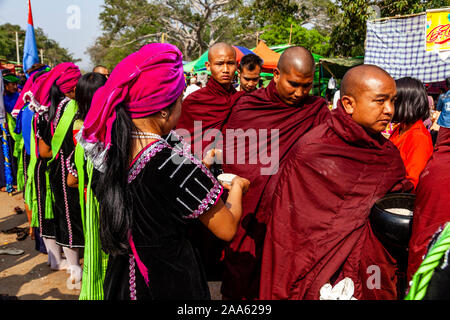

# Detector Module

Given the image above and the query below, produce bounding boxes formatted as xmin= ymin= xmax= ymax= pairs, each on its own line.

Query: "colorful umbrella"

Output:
xmin=193 ymin=45 xmax=256 ymax=72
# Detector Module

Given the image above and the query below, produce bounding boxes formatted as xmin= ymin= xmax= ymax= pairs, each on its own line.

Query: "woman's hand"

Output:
xmin=223 ymin=176 xmax=250 ymax=195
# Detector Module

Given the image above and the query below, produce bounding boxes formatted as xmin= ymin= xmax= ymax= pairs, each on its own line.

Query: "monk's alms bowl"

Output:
xmin=369 ymin=193 xmax=415 ymax=249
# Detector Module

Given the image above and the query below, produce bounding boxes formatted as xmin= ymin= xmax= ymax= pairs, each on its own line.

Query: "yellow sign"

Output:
xmin=426 ymin=9 xmax=450 ymax=52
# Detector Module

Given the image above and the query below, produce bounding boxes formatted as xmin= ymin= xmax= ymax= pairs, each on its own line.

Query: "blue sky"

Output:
xmin=0 ymin=0 xmax=104 ymax=71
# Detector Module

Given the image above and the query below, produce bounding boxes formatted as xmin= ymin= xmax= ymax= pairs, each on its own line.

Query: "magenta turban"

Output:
xmin=79 ymin=43 xmax=185 ymax=170
xmin=24 ymin=62 xmax=81 ymax=113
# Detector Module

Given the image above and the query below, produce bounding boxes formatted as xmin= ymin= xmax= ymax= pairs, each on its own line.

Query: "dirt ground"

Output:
xmin=0 ymin=190 xmax=222 ymax=300
xmin=0 ymin=190 xmax=80 ymax=300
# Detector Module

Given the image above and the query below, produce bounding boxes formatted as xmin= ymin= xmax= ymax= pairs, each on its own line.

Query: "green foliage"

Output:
xmin=0 ymin=23 xmax=78 ymax=67
xmin=260 ymin=18 xmax=331 ymax=56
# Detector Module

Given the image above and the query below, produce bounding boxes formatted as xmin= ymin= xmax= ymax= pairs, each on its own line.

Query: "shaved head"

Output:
xmin=341 ymin=64 xmax=393 ymax=99
xmin=208 ymin=42 xmax=236 ymax=62
xmin=205 ymin=42 xmax=237 ymax=89
xmin=277 ymin=46 xmax=316 ymax=75
xmin=340 ymin=64 xmax=397 ymax=134
xmin=273 ymin=46 xmax=316 ymax=105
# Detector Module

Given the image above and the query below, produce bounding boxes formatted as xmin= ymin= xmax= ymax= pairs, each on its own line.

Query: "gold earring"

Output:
xmin=161 ymin=112 xmax=168 ymax=118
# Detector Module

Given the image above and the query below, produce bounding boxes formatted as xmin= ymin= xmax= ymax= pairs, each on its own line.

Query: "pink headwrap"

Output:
xmin=79 ymin=43 xmax=185 ymax=170
xmin=11 ymin=75 xmax=35 ymax=117
xmin=24 ymin=62 xmax=81 ymax=113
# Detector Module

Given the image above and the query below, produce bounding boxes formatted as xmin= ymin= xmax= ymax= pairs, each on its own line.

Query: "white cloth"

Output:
xmin=319 ymin=278 xmax=358 ymax=300
xmin=328 ymin=77 xmax=336 ymax=90
xmin=183 ymin=84 xmax=201 ymax=99
xmin=332 ymin=90 xmax=340 ymax=110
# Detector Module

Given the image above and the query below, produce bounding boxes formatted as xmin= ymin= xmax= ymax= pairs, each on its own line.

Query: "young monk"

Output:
xmin=259 ymin=65 xmax=413 ymax=300
xmin=220 ymin=46 xmax=331 ymax=300
xmin=176 ymin=42 xmax=243 ymax=157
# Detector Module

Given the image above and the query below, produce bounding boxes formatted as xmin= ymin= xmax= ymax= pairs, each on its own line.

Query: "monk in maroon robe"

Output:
xmin=176 ymin=42 xmax=243 ymax=157
xmin=259 ymin=65 xmax=414 ymax=300
xmin=407 ymin=127 xmax=450 ymax=283
xmin=176 ymin=43 xmax=243 ymax=280
xmin=220 ymin=46 xmax=331 ymax=299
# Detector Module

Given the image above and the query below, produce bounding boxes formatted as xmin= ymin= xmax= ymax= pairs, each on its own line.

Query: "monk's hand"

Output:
xmin=228 ymin=176 xmax=250 ymax=195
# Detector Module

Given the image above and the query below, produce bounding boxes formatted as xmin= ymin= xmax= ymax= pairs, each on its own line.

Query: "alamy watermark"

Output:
xmin=170 ymin=121 xmax=280 ymax=176
xmin=66 ymin=5 xmax=81 ymax=30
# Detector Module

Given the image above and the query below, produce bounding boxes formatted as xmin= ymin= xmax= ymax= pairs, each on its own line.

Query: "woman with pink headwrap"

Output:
xmin=78 ymin=43 xmax=249 ymax=300
xmin=26 ymin=62 xmax=84 ymax=285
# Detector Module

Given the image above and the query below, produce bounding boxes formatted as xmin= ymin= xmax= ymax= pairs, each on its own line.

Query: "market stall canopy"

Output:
xmin=193 ymin=45 xmax=255 ymax=72
xmin=319 ymin=56 xmax=364 ymax=79
xmin=268 ymin=44 xmax=323 ymax=63
xmin=252 ymin=41 xmax=280 ymax=70
xmin=183 ymin=60 xmax=197 ymax=73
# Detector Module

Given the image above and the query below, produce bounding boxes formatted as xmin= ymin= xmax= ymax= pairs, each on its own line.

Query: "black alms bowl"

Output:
xmin=369 ymin=193 xmax=416 ymax=249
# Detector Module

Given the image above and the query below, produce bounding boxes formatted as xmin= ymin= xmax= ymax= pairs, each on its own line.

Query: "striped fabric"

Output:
xmin=76 ymin=141 xmax=109 ymax=300
xmin=365 ymin=14 xmax=450 ymax=83
xmin=406 ymin=223 xmax=450 ymax=300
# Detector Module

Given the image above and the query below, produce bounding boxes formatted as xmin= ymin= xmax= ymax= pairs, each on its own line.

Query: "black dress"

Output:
xmin=44 ymin=100 xmax=84 ymax=248
xmin=103 ymin=131 xmax=223 ymax=300
xmin=34 ymin=113 xmax=57 ymax=239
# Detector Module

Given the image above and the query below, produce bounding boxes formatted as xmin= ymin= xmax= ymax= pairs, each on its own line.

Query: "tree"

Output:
xmin=0 ymin=23 xmax=78 ymax=68
xmin=330 ymin=0 xmax=449 ymax=57
xmin=260 ymin=18 xmax=331 ymax=56
xmin=88 ymin=0 xmax=251 ymax=68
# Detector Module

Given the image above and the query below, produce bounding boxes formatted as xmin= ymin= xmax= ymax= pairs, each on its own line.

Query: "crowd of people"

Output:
xmin=0 ymin=41 xmax=449 ymax=300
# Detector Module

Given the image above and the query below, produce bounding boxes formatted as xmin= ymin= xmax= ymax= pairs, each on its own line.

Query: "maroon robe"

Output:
xmin=407 ymin=128 xmax=450 ymax=282
xmin=259 ymin=105 xmax=413 ymax=300
xmin=176 ymin=77 xmax=243 ymax=156
xmin=220 ymin=80 xmax=331 ymax=299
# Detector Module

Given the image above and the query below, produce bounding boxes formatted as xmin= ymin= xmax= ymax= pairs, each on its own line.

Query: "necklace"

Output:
xmin=131 ymin=131 xmax=162 ymax=140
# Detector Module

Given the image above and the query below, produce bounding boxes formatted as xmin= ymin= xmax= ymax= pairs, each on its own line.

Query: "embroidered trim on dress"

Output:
xmin=127 ymin=131 xmax=224 ymax=218
xmin=60 ymin=152 xmax=73 ymax=247
xmin=128 ymin=140 xmax=166 ymax=184
xmin=167 ymin=131 xmax=224 ymax=219
xmin=129 ymin=254 xmax=137 ymax=300
xmin=65 ymin=150 xmax=78 ymax=178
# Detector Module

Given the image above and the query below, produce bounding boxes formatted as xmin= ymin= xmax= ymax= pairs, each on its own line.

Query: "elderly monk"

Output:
xmin=407 ymin=126 xmax=450 ymax=283
xmin=259 ymin=65 xmax=414 ymax=300
xmin=176 ymin=42 xmax=242 ymax=157
xmin=220 ymin=46 xmax=331 ymax=300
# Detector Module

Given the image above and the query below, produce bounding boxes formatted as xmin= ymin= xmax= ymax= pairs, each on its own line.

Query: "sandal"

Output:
xmin=0 ymin=248 xmax=24 ymax=255
xmin=14 ymin=207 xmax=24 ymax=215
xmin=16 ymin=229 xmax=29 ymax=241
xmin=1 ymin=227 xmax=27 ymax=234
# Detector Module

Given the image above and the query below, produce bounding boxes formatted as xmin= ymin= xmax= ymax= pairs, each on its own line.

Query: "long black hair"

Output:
xmin=97 ymin=103 xmax=137 ymax=255
xmin=75 ymin=72 xmax=107 ymax=121
xmin=392 ymin=77 xmax=430 ymax=125
xmin=48 ymin=78 xmax=66 ymax=123
xmin=97 ymin=99 xmax=179 ymax=255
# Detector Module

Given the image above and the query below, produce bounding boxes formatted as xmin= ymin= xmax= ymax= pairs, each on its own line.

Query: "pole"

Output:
xmin=288 ymin=23 xmax=293 ymax=45
xmin=40 ymin=49 xmax=44 ymax=64
xmin=15 ymin=31 xmax=20 ymax=64
xmin=256 ymin=32 xmax=259 ymax=46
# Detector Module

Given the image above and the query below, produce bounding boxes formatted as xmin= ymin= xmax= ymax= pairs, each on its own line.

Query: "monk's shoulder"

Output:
xmin=182 ymin=86 xmax=210 ymax=104
xmin=232 ymin=87 xmax=270 ymax=110
xmin=290 ymin=122 xmax=332 ymax=158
